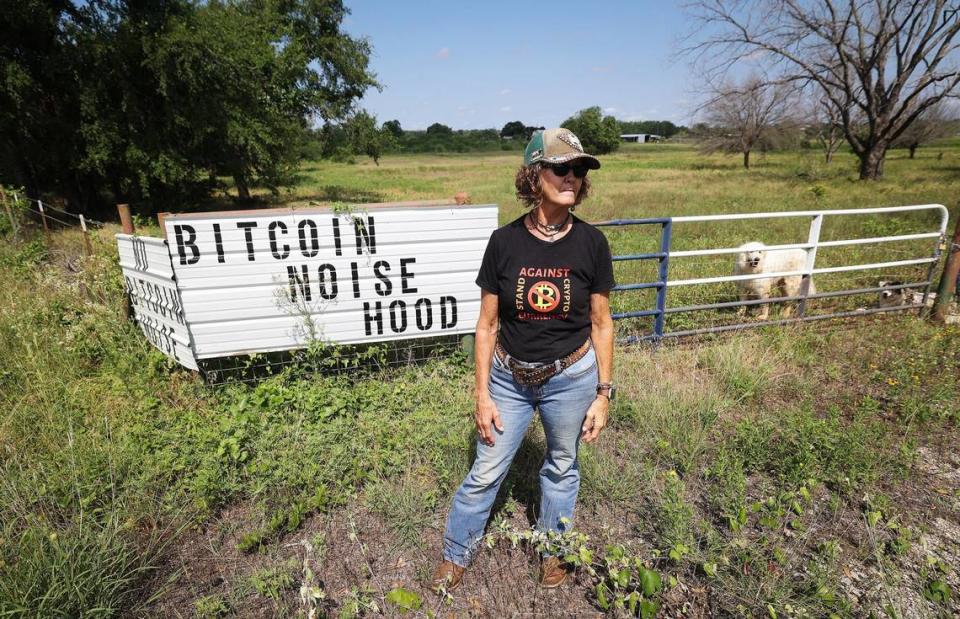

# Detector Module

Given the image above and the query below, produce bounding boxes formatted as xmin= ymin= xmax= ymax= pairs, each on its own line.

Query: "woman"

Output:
xmin=432 ymin=128 xmax=616 ymax=590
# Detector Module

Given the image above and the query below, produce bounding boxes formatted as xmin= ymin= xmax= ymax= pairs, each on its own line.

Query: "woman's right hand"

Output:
xmin=475 ymin=393 xmax=503 ymax=447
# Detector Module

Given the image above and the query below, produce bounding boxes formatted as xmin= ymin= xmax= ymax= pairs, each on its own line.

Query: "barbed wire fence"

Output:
xmin=0 ymin=188 xmax=107 ymax=259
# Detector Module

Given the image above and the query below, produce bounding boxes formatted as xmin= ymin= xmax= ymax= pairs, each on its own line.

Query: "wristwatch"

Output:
xmin=596 ymin=382 xmax=616 ymax=400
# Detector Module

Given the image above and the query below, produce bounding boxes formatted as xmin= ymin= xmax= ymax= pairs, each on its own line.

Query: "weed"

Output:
xmin=365 ymin=469 xmax=439 ymax=549
xmin=698 ymin=337 xmax=781 ymax=404
xmin=0 ymin=517 xmax=160 ymax=617
xmin=249 ymin=560 xmax=297 ymax=600
xmin=194 ymin=594 xmax=230 ymax=618
xmin=655 ymin=471 xmax=695 ymax=562
xmin=732 ymin=404 xmax=894 ymax=492
xmin=705 ymin=447 xmax=748 ymax=531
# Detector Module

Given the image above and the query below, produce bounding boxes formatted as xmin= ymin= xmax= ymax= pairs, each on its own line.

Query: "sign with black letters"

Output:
xmin=116 ymin=201 xmax=497 ymax=365
xmin=117 ymin=234 xmax=199 ymax=370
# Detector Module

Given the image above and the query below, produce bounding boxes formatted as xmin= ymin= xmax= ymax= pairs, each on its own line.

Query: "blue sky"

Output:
xmin=342 ymin=1 xmax=695 ymax=130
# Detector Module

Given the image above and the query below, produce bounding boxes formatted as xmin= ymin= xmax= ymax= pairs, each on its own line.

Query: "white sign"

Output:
xmin=116 ymin=234 xmax=199 ymax=370
xmin=159 ymin=202 xmax=498 ymax=360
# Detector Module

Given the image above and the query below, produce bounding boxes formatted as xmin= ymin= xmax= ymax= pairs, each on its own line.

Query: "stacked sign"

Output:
xmin=116 ymin=202 xmax=498 ymax=368
xmin=117 ymin=234 xmax=199 ymax=369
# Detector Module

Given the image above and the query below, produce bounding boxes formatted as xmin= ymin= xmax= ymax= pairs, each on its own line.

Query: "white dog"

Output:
xmin=734 ymin=242 xmax=814 ymax=320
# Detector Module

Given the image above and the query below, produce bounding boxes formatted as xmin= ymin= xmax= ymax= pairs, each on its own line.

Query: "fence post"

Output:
xmin=37 ymin=199 xmax=50 ymax=240
xmin=117 ymin=203 xmax=134 ymax=234
xmin=653 ymin=219 xmax=672 ymax=342
xmin=79 ymin=214 xmax=93 ymax=257
xmin=932 ymin=216 xmax=960 ymax=324
xmin=1 ymin=186 xmax=18 ymax=240
xmin=797 ymin=213 xmax=823 ymax=318
xmin=117 ymin=204 xmax=135 ymax=321
xmin=157 ymin=212 xmax=171 ymax=239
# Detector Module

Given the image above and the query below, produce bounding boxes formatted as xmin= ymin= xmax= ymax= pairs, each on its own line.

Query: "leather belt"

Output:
xmin=494 ymin=339 xmax=592 ymax=386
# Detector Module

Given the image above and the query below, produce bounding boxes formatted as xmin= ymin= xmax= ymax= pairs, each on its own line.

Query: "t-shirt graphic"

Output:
xmin=516 ymin=267 xmax=572 ymax=321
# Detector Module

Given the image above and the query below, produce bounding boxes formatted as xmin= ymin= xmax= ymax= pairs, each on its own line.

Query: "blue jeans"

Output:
xmin=442 ymin=345 xmax=598 ymax=567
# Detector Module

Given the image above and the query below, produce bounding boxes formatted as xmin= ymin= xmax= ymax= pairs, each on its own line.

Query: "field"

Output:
xmin=1 ymin=143 xmax=959 ymax=618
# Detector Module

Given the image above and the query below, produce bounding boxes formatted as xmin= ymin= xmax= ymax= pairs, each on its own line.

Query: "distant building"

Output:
xmin=620 ymin=134 xmax=663 ymax=143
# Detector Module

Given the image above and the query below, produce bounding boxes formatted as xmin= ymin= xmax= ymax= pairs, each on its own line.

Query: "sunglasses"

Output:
xmin=546 ymin=163 xmax=589 ymax=178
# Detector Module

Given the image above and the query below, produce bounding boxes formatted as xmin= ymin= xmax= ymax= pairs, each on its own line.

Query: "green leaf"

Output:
xmin=639 ymin=599 xmax=660 ymax=619
xmin=596 ymin=583 xmax=610 ymax=610
xmin=923 ymin=579 xmax=951 ymax=603
xmin=579 ymin=545 xmax=593 ymax=564
xmin=386 ymin=587 xmax=422 ymax=613
xmin=640 ymin=568 xmax=662 ymax=596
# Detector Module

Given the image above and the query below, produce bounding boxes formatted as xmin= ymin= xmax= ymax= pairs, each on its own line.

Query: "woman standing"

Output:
xmin=432 ymin=128 xmax=616 ymax=590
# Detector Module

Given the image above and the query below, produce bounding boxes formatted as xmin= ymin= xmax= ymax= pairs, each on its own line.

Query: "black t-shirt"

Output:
xmin=476 ymin=213 xmax=616 ymax=363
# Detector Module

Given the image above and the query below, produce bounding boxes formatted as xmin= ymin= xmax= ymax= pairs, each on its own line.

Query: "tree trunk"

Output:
xmin=825 ymin=149 xmax=833 ymax=165
xmin=743 ymin=150 xmax=750 ymax=169
xmin=909 ymin=144 xmax=917 ymax=159
xmin=234 ymin=174 xmax=251 ymax=201
xmin=858 ymin=144 xmax=887 ymax=180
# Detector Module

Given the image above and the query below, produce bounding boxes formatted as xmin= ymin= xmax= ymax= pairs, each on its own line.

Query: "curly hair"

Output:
xmin=514 ymin=162 xmax=591 ymax=208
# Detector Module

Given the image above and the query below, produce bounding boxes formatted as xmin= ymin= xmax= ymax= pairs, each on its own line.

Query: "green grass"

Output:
xmin=2 ymin=142 xmax=959 ymax=616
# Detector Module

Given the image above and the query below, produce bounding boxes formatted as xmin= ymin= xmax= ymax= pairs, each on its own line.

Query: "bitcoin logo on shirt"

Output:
xmin=527 ymin=281 xmax=561 ymax=313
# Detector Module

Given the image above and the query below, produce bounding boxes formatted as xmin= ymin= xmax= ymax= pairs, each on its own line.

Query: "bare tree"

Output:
xmin=684 ymin=1 xmax=960 ymax=179
xmin=698 ymin=78 xmax=797 ymax=168
xmin=893 ymin=100 xmax=956 ymax=157
xmin=808 ymin=97 xmax=844 ymax=164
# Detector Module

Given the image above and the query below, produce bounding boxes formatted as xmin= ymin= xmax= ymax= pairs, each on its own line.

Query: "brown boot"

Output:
xmin=539 ymin=556 xmax=571 ymax=588
xmin=431 ymin=559 xmax=465 ymax=592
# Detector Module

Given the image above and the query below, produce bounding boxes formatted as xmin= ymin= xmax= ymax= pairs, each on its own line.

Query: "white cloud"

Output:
xmin=500 ymin=106 xmax=512 ymax=112
xmin=604 ymin=107 xmax=617 ymax=113
xmin=499 ymin=88 xmax=511 ymax=96
xmin=435 ymin=47 xmax=450 ymax=60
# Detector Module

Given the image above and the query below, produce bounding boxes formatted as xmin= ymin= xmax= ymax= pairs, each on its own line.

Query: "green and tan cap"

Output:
xmin=523 ymin=128 xmax=601 ymax=169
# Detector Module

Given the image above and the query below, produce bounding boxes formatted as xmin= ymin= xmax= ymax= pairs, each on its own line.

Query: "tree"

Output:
xmin=618 ymin=120 xmax=684 ymax=138
xmin=893 ymin=102 xmax=955 ymax=158
xmin=382 ymin=119 xmax=403 ymax=138
xmin=560 ymin=107 xmax=621 ymax=155
xmin=698 ymin=78 xmax=796 ymax=168
xmin=344 ymin=110 xmax=387 ymax=165
xmin=807 ymin=97 xmax=844 ymax=164
xmin=500 ymin=121 xmax=526 ymax=139
xmin=426 ymin=123 xmax=453 ymax=135
xmin=0 ymin=0 xmax=378 ymax=212
xmin=685 ymin=1 xmax=960 ymax=180
xmin=0 ymin=1 xmax=88 ymax=205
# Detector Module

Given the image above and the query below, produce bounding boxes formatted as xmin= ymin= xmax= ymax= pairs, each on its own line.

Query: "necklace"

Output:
xmin=529 ymin=209 xmax=571 ymax=240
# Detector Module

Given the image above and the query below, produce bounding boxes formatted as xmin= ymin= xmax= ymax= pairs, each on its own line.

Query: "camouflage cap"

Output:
xmin=523 ymin=128 xmax=601 ymax=169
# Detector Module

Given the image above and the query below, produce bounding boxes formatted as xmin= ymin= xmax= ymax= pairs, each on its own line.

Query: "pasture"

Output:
xmin=1 ymin=143 xmax=959 ymax=617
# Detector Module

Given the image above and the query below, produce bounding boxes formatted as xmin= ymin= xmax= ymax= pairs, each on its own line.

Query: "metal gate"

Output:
xmin=596 ymin=204 xmax=950 ymax=343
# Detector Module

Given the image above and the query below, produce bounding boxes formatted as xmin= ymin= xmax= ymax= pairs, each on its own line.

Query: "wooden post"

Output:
xmin=157 ymin=212 xmax=171 ymax=239
xmin=1 ymin=187 xmax=18 ymax=240
xmin=79 ymin=214 xmax=93 ymax=257
xmin=37 ymin=199 xmax=50 ymax=239
xmin=933 ymin=216 xmax=960 ymax=324
xmin=117 ymin=203 xmax=134 ymax=234
xmin=117 ymin=204 xmax=135 ymax=321
xmin=461 ymin=334 xmax=475 ymax=367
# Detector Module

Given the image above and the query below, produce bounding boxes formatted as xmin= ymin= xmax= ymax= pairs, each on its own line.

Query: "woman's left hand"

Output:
xmin=581 ymin=396 xmax=609 ymax=443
